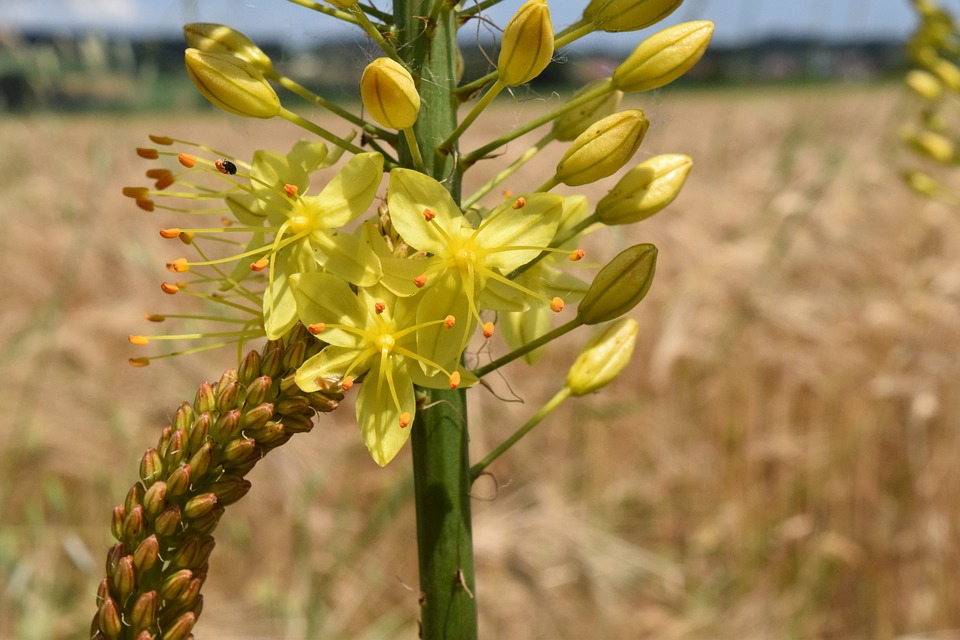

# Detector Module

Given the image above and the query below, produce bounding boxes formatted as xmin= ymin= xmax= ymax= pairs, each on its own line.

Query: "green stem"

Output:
xmin=395 ymin=2 xmax=478 ymax=639
xmin=554 ymin=19 xmax=596 ymax=49
xmin=402 ymin=127 xmax=426 ymax=172
xmin=278 ymin=107 xmax=393 ymax=163
xmin=350 ymin=5 xmax=407 ymax=67
xmin=285 ymin=0 xmax=359 ymax=24
xmin=470 ymin=386 xmax=572 ymax=479
xmin=462 ymin=130 xmax=555 ymax=209
xmin=473 ymin=317 xmax=583 ymax=378
xmin=461 ymin=79 xmax=614 ymax=167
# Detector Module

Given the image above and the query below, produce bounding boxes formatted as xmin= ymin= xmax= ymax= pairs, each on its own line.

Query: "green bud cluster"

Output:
xmin=91 ymin=325 xmax=343 ymax=640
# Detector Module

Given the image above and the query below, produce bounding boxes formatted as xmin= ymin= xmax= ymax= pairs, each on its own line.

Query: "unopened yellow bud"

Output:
xmin=578 ymin=243 xmax=657 ymax=325
xmin=498 ymin=0 xmax=555 ymax=86
xmin=184 ymin=48 xmax=281 ymax=118
xmin=360 ymin=57 xmax=421 ymax=130
xmin=183 ymin=23 xmax=273 ymax=75
xmin=555 ymin=109 xmax=649 ymax=186
xmin=902 ymin=125 xmax=955 ymax=163
xmin=613 ymin=20 xmax=714 ymax=93
xmin=905 ymin=69 xmax=943 ymax=100
xmin=596 ymin=154 xmax=692 ymax=225
xmin=584 ymin=0 xmax=683 ymax=33
xmin=931 ymin=57 xmax=960 ymax=92
xmin=552 ymin=80 xmax=623 ymax=141
xmin=566 ymin=318 xmax=639 ymax=396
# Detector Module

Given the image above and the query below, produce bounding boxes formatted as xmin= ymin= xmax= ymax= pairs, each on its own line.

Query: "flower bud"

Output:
xmin=160 ymin=569 xmax=193 ymax=601
xmin=584 ymin=0 xmax=683 ymax=33
xmin=578 ymin=243 xmax=657 ymax=324
xmin=184 ymin=492 xmax=219 ymax=520
xmin=498 ymin=0 xmax=554 ymax=86
xmin=931 ymin=57 xmax=960 ymax=91
xmin=216 ymin=380 xmax=240 ymax=414
xmin=360 ymin=58 xmax=421 ymax=130
xmin=142 ymin=480 xmax=167 ymax=519
xmin=130 ymin=591 xmax=158 ymax=634
xmin=162 ymin=612 xmax=196 ymax=640
xmin=184 ymin=48 xmax=281 ymax=118
xmin=98 ymin=597 xmax=122 ymax=640
xmin=552 ymin=80 xmax=623 ymax=141
xmin=906 ymin=69 xmax=943 ymax=100
xmin=555 ymin=110 xmax=649 ymax=186
xmin=566 ymin=318 xmax=639 ymax=396
xmin=613 ymin=21 xmax=714 ymax=92
xmin=183 ymin=23 xmax=274 ymax=75
xmin=166 ymin=464 xmax=191 ymax=498
xmin=240 ymin=402 xmax=275 ymax=431
xmin=113 ymin=555 xmax=136 ymax=601
xmin=154 ymin=505 xmax=182 ymax=537
xmin=243 ymin=375 xmax=272 ymax=409
xmin=596 ymin=154 xmax=692 ymax=225
xmin=133 ymin=535 xmax=160 ymax=572
xmin=188 ymin=441 xmax=214 ymax=481
xmin=208 ymin=475 xmax=252 ymax=506
xmin=139 ymin=447 xmax=163 ymax=486
xmin=122 ymin=505 xmax=145 ymax=540
xmin=902 ymin=125 xmax=954 ymax=163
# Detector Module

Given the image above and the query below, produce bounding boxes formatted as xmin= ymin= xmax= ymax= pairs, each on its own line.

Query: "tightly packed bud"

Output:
xmin=552 ymin=80 xmax=624 ymax=141
xmin=901 ymin=125 xmax=955 ymax=163
xmin=566 ymin=318 xmax=639 ymax=396
xmin=498 ymin=0 xmax=555 ymax=86
xmin=360 ymin=58 xmax=421 ymax=129
xmin=578 ymin=243 xmax=658 ymax=324
xmin=584 ymin=0 xmax=683 ymax=33
xmin=931 ymin=57 xmax=960 ymax=91
xmin=596 ymin=154 xmax=692 ymax=225
xmin=183 ymin=23 xmax=274 ymax=75
xmin=555 ymin=110 xmax=649 ymax=186
xmin=184 ymin=48 xmax=281 ymax=118
xmin=906 ymin=69 xmax=943 ymax=100
xmin=613 ymin=21 xmax=714 ymax=92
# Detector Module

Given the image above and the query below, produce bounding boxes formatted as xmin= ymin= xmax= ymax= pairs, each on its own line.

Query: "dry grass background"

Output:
xmin=3 ymin=82 xmax=960 ymax=639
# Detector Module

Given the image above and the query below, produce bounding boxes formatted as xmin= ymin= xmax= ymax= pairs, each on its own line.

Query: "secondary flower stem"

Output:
xmin=350 ymin=5 xmax=407 ymax=68
xmin=278 ymin=107 xmax=393 ymax=163
xmin=470 ymin=386 xmax=572 ymax=479
xmin=285 ymin=0 xmax=359 ymax=24
xmin=462 ymin=130 xmax=555 ymax=209
xmin=402 ymin=127 xmax=426 ymax=173
xmin=438 ymin=79 xmax=506 ymax=155
xmin=275 ymin=75 xmax=396 ymax=142
xmin=472 ymin=317 xmax=583 ymax=378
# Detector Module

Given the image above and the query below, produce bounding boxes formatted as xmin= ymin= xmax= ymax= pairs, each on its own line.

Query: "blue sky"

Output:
xmin=0 ymin=0 xmax=925 ymax=47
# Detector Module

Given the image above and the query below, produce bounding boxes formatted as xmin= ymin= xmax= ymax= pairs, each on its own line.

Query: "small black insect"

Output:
xmin=215 ymin=158 xmax=238 ymax=175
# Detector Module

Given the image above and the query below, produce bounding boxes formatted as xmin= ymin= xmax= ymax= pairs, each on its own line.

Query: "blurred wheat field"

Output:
xmin=3 ymin=82 xmax=960 ymax=639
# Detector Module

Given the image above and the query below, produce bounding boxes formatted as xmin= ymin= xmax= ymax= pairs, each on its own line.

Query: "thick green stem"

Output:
xmin=395 ymin=2 xmax=478 ymax=639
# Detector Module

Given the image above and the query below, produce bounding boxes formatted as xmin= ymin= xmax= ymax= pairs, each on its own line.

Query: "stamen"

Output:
xmin=414 ymin=275 xmax=428 ymax=288
xmin=569 ymin=248 xmax=585 ymax=261
xmin=178 ymin=153 xmax=197 ymax=168
xmin=178 ymin=231 xmax=195 ymax=245
xmin=444 ymin=315 xmax=456 ymax=328
xmin=129 ymin=357 xmax=151 ymax=367
xmin=342 ymin=375 xmax=355 ymax=391
xmin=160 ymin=228 xmax=181 ymax=239
xmin=399 ymin=412 xmax=412 ymax=428
xmin=284 ymin=184 xmax=299 ymax=198
xmin=250 ymin=257 xmax=269 ymax=271
xmin=123 ymin=187 xmax=149 ymax=199
xmin=148 ymin=134 xmax=174 ymax=145
xmin=512 ymin=197 xmax=526 ymax=209
xmin=128 ymin=335 xmax=150 ymax=345
xmin=502 ymin=189 xmax=513 ymax=199
xmin=167 ymin=258 xmax=190 ymax=273
xmin=137 ymin=148 xmax=159 ymax=159
xmin=136 ymin=199 xmax=155 ymax=212
xmin=307 ymin=323 xmax=326 ymax=335
xmin=550 ymin=297 xmax=565 ymax=312
xmin=449 ymin=371 xmax=461 ymax=389
xmin=482 ymin=321 xmax=495 ymax=338
xmin=423 ymin=208 xmax=436 ymax=221
xmin=374 ymin=302 xmax=386 ymax=314
xmin=145 ymin=313 xmax=165 ymax=322
xmin=161 ymin=282 xmax=179 ymax=295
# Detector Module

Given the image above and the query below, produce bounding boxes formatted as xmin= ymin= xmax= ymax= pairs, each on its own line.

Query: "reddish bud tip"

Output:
xmin=414 ymin=275 xmax=427 ymax=288
xmin=161 ymin=282 xmax=179 ymax=295
xmin=160 ymin=228 xmax=181 ymax=239
xmin=129 ymin=357 xmax=150 ymax=367
xmin=449 ymin=371 xmax=461 ymax=389
xmin=307 ymin=322 xmax=326 ymax=335
xmin=569 ymin=248 xmax=585 ymax=261
xmin=423 ymin=208 xmax=436 ymax=221
xmin=444 ymin=315 xmax=456 ymax=328
xmin=136 ymin=147 xmax=159 ymax=159
xmin=283 ymin=184 xmax=299 ymax=197
xmin=399 ymin=412 xmax=412 ymax=428
xmin=148 ymin=134 xmax=174 ymax=145
xmin=250 ymin=257 xmax=269 ymax=271
xmin=374 ymin=302 xmax=386 ymax=314
xmin=482 ymin=321 xmax=495 ymax=338
xmin=178 ymin=153 xmax=197 ymax=168
xmin=512 ymin=197 xmax=527 ymax=209
xmin=550 ymin=296 xmax=565 ymax=312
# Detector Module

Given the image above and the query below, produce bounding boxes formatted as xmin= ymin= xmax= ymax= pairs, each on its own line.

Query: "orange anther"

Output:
xmin=215 ymin=158 xmax=238 ymax=175
xmin=482 ymin=321 xmax=495 ymax=338
xmin=550 ymin=297 xmax=564 ymax=313
xmin=374 ymin=302 xmax=386 ymax=314
xmin=122 ymin=186 xmax=149 ymax=199
xmin=512 ymin=197 xmax=526 ymax=209
xmin=167 ymin=258 xmax=190 ymax=273
xmin=128 ymin=335 xmax=150 ymax=346
xmin=148 ymin=134 xmax=174 ymax=145
xmin=154 ymin=174 xmax=175 ymax=190
xmin=342 ymin=375 xmax=355 ymax=391
xmin=161 ymin=282 xmax=179 ymax=295
xmin=159 ymin=228 xmax=181 ymax=239
xmin=136 ymin=199 xmax=155 ymax=212
xmin=449 ymin=371 xmax=461 ymax=389
xmin=399 ymin=412 xmax=412 ymax=428
xmin=413 ymin=275 xmax=427 ymax=288
xmin=284 ymin=184 xmax=299 ymax=197
xmin=178 ymin=231 xmax=195 ymax=245
xmin=423 ymin=208 xmax=436 ymax=221
xmin=128 ymin=357 xmax=151 ymax=367
xmin=136 ymin=147 xmax=159 ymax=159
xmin=307 ymin=322 xmax=326 ymax=335
xmin=178 ymin=153 xmax=196 ymax=168
xmin=502 ymin=189 xmax=513 ymax=199
xmin=444 ymin=315 xmax=456 ymax=328
xmin=569 ymin=248 xmax=585 ymax=261
xmin=144 ymin=313 xmax=165 ymax=322
xmin=220 ymin=216 xmax=233 ymax=227
xmin=250 ymin=257 xmax=269 ymax=271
